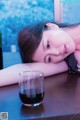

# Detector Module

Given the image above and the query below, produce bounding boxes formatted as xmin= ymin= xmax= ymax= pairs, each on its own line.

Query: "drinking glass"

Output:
xmin=19 ymin=71 xmax=44 ymax=107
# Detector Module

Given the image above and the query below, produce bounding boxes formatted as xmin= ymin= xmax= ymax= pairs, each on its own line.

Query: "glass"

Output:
xmin=19 ymin=71 xmax=44 ymax=107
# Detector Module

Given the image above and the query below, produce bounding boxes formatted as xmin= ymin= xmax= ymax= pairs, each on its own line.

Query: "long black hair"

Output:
xmin=18 ymin=21 xmax=49 ymax=63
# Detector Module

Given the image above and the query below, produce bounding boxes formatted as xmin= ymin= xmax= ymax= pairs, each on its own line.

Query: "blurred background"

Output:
xmin=0 ymin=0 xmax=54 ymax=52
xmin=0 ymin=0 xmax=54 ymax=67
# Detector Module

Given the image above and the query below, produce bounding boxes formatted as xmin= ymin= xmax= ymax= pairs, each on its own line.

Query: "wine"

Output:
xmin=19 ymin=89 xmax=44 ymax=105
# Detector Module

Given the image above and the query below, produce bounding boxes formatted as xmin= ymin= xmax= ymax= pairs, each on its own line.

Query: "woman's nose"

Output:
xmin=48 ymin=48 xmax=59 ymax=55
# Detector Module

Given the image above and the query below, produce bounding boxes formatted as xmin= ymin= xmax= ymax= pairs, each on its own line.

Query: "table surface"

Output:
xmin=0 ymin=72 xmax=80 ymax=120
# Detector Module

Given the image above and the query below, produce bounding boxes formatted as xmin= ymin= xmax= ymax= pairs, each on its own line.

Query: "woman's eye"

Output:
xmin=47 ymin=41 xmax=50 ymax=49
xmin=48 ymin=57 xmax=52 ymax=63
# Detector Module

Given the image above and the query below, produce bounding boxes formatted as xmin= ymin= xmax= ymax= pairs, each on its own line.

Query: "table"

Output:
xmin=0 ymin=72 xmax=80 ymax=120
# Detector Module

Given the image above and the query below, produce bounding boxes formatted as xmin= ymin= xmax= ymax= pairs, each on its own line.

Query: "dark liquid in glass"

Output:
xmin=19 ymin=89 xmax=44 ymax=105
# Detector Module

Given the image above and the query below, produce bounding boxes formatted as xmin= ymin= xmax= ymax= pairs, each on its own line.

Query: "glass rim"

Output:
xmin=19 ymin=70 xmax=44 ymax=76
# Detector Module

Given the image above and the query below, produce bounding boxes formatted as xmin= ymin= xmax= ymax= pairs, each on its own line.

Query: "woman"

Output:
xmin=0 ymin=21 xmax=80 ymax=86
xmin=18 ymin=21 xmax=80 ymax=73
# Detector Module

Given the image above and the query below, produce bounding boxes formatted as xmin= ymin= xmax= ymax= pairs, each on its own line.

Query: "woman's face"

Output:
xmin=32 ymin=26 xmax=76 ymax=63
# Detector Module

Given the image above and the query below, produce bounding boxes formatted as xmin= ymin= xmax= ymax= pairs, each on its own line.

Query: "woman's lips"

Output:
xmin=64 ymin=44 xmax=67 ymax=54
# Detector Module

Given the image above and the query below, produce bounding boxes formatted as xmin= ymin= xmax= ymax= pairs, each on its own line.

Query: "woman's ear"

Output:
xmin=46 ymin=22 xmax=59 ymax=29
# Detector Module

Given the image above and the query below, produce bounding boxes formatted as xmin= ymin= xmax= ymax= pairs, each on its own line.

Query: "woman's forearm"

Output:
xmin=27 ymin=61 xmax=68 ymax=76
xmin=0 ymin=64 xmax=30 ymax=87
xmin=0 ymin=61 xmax=68 ymax=87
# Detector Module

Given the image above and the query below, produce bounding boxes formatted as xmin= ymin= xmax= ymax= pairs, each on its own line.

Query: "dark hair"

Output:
xmin=18 ymin=21 xmax=78 ymax=63
xmin=18 ymin=21 xmax=49 ymax=63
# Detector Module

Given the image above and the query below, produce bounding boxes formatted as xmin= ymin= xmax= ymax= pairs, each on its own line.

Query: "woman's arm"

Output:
xmin=27 ymin=61 xmax=68 ymax=76
xmin=0 ymin=61 xmax=68 ymax=87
